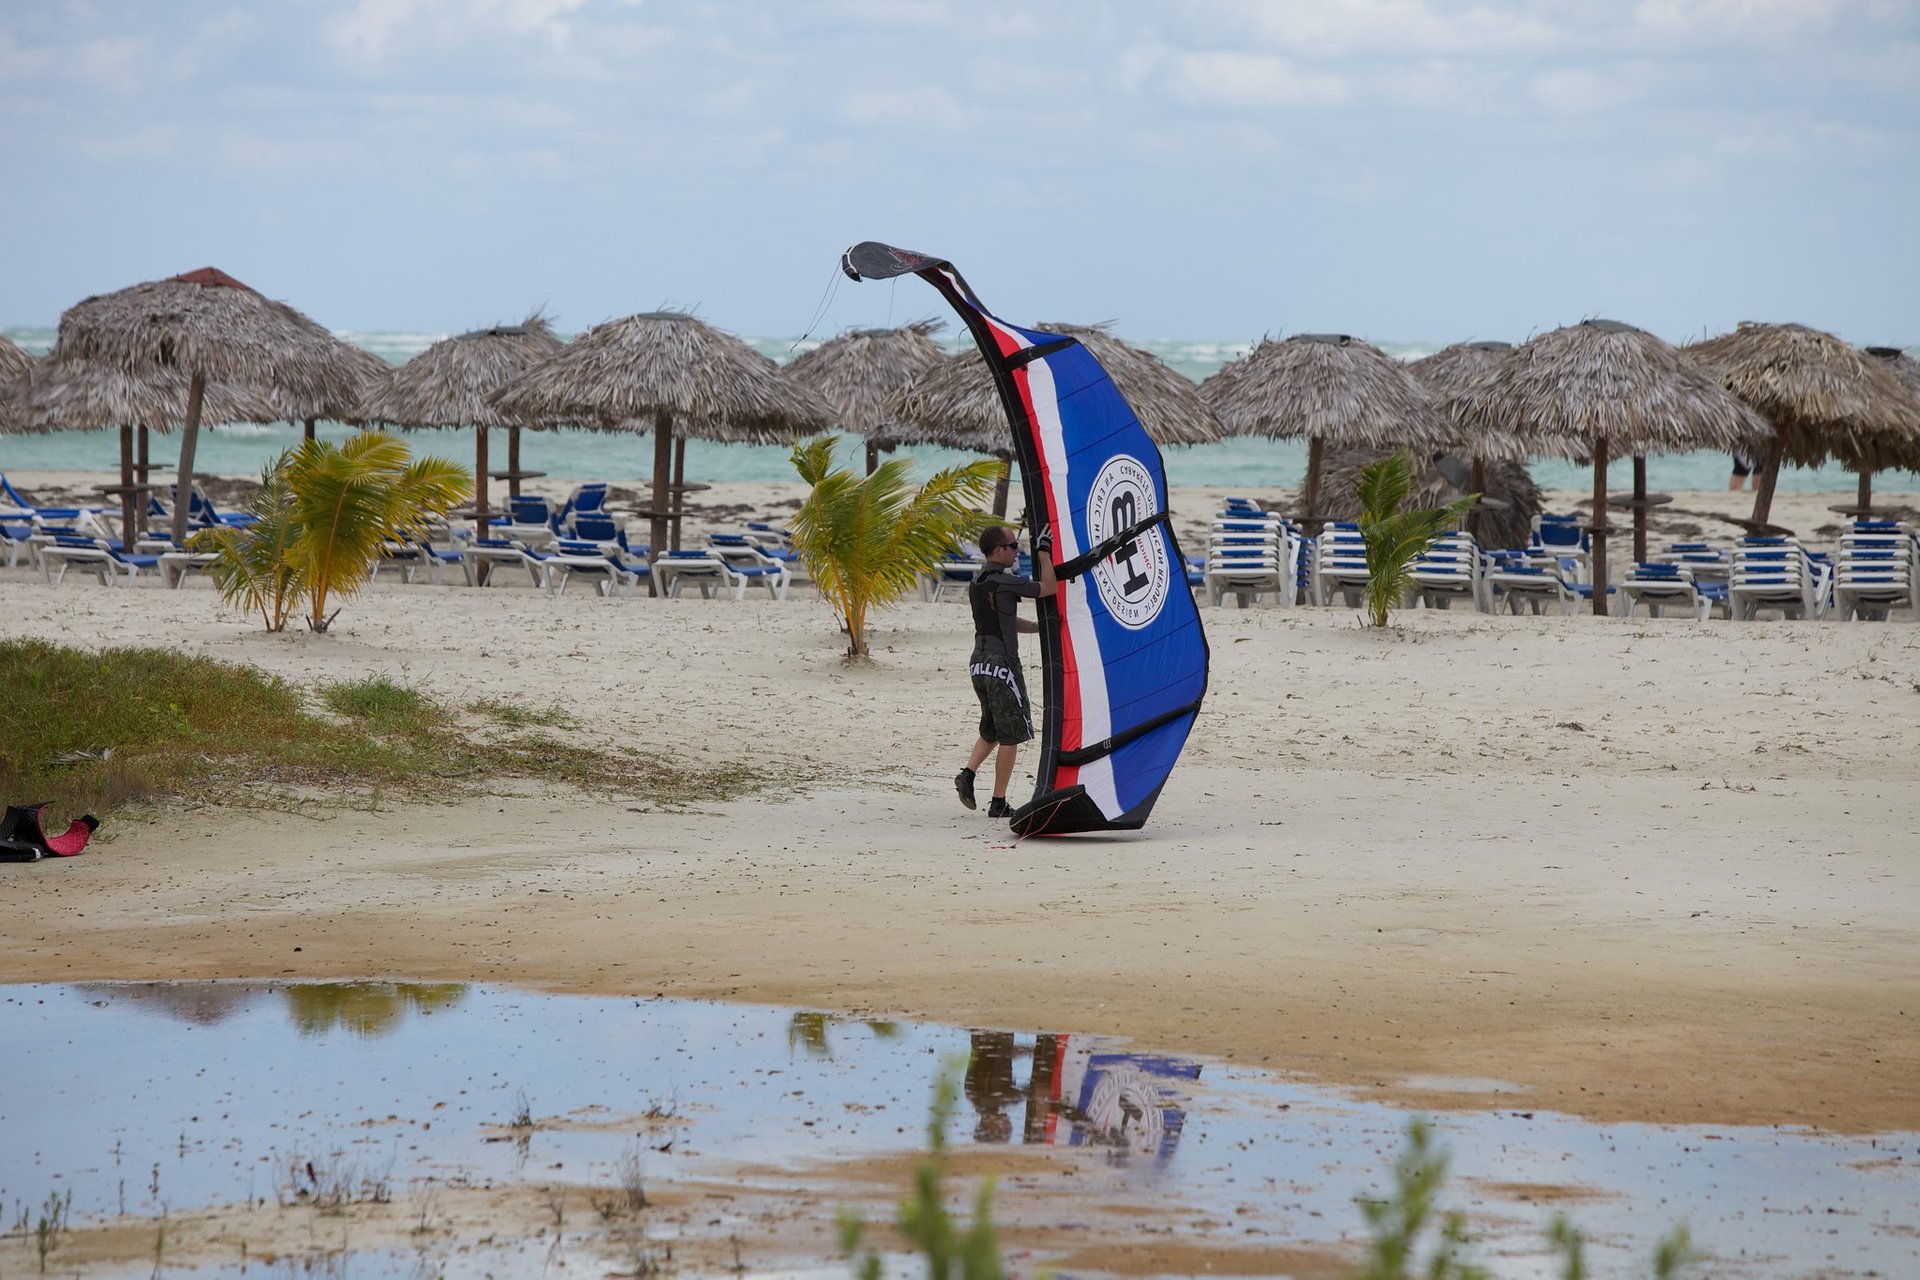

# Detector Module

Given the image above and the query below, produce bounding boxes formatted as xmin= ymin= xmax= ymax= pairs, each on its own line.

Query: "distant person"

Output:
xmin=1729 ymin=450 xmax=1757 ymax=491
xmin=954 ymin=524 xmax=1057 ymax=821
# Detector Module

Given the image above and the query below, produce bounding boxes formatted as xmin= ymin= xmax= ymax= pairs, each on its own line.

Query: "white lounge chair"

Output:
xmin=1617 ymin=561 xmax=1711 ymax=620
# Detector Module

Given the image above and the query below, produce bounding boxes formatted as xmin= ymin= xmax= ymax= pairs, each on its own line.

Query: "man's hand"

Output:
xmin=1034 ymin=526 xmax=1053 ymax=555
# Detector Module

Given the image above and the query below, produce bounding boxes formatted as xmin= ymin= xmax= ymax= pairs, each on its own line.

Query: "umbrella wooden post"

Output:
xmin=649 ymin=414 xmax=673 ymax=567
xmin=992 ymin=457 xmax=1011 ymax=518
xmin=473 ymin=426 xmax=490 ymax=539
xmin=169 ymin=372 xmax=207 ymax=548
xmin=303 ymin=417 xmax=316 ymax=443
xmin=508 ymin=428 xmax=523 ymax=498
xmin=1857 ymin=468 xmax=1872 ymax=515
xmin=1299 ymin=437 xmax=1325 ymax=533
xmin=117 ymin=426 xmax=137 ymax=546
xmin=1467 ymin=456 xmax=1487 ymax=538
xmin=136 ymin=426 xmax=151 ymax=539
xmin=1590 ymin=439 xmax=1610 ymax=617
xmin=1632 ymin=455 xmax=1649 ymax=564
xmin=672 ymin=436 xmax=688 ymax=552
xmin=1750 ymin=443 xmax=1783 ymax=528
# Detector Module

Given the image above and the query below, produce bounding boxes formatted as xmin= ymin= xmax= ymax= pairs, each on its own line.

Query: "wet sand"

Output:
xmin=1 ymin=478 xmax=1914 ymax=1144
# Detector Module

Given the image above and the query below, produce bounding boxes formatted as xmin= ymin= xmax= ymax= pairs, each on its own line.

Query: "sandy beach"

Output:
xmin=4 ymin=474 xmax=1917 ymax=1273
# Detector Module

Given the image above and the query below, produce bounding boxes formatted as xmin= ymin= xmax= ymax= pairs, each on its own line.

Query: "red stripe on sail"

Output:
xmin=1008 ymin=361 xmax=1085 ymax=793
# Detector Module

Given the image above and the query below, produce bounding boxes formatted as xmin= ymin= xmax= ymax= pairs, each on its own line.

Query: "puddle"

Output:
xmin=2 ymin=982 xmax=1915 ymax=1278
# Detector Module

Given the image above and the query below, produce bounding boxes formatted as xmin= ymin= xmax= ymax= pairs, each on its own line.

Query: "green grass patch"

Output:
xmin=465 ymin=696 xmax=575 ymax=730
xmin=322 ymin=675 xmax=448 ymax=732
xmin=0 ymin=639 xmax=788 ymax=819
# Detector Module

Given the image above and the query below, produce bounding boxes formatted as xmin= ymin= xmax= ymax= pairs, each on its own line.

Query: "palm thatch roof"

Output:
xmin=879 ymin=349 xmax=1015 ymax=454
xmin=784 ymin=319 xmax=948 ymax=436
xmin=359 ymin=314 xmax=568 ymax=429
xmin=50 ymin=268 xmax=385 ymax=420
xmin=1407 ymin=341 xmax=1534 ymax=461
xmin=880 ymin=321 xmax=1222 ymax=451
xmin=1321 ymin=447 xmax=1543 ymax=549
xmin=1408 ymin=341 xmax=1513 ymax=398
xmin=490 ymin=310 xmax=832 ymax=445
xmin=0 ymin=335 xmax=33 ymax=383
xmin=1864 ymin=346 xmax=1920 ymax=473
xmin=1200 ymin=333 xmax=1450 ymax=449
xmin=1682 ymin=323 xmax=1920 ymax=471
xmin=0 ymin=357 xmax=279 ymax=433
xmin=1450 ymin=319 xmax=1770 ymax=458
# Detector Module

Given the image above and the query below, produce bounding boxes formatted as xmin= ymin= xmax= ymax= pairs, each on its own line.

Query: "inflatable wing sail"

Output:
xmin=841 ymin=242 xmax=1209 ymax=836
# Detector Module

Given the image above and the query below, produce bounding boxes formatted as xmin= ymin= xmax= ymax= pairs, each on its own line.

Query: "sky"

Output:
xmin=3 ymin=0 xmax=1916 ymax=347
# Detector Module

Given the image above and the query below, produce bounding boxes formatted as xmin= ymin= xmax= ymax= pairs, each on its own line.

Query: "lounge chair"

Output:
xmin=1203 ymin=517 xmax=1295 ymax=608
xmin=1312 ymin=523 xmax=1371 ymax=607
xmin=1830 ymin=525 xmax=1919 ymax=621
xmin=1529 ymin=514 xmax=1591 ymax=583
xmin=1406 ymin=531 xmax=1488 ymax=611
xmin=1485 ymin=554 xmax=1581 ymax=616
xmin=38 ymin=535 xmax=159 ymax=586
xmin=922 ymin=547 xmax=984 ymax=602
xmin=1727 ymin=537 xmax=1829 ymax=621
xmin=707 ymin=534 xmax=792 ymax=601
xmin=1617 ymin=561 xmax=1712 ymax=620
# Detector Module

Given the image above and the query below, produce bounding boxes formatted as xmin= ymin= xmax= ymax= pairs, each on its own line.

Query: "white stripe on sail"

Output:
xmin=1024 ymin=355 xmax=1119 ymax=818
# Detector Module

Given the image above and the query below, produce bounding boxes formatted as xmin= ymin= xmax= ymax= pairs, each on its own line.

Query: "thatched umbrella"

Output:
xmin=1450 ymin=319 xmax=1770 ymax=615
xmin=1201 ymin=333 xmax=1449 ymax=530
xmin=1319 ymin=448 xmax=1543 ymax=549
xmin=491 ymin=310 xmax=833 ymax=559
xmin=1684 ymin=323 xmax=1920 ymax=528
xmin=785 ymin=320 xmax=949 ymax=475
xmin=358 ymin=315 xmax=567 ymax=536
xmin=0 ymin=335 xmax=34 ymax=383
xmin=1408 ymin=341 xmax=1533 ymax=540
xmin=883 ymin=321 xmax=1223 ymax=517
xmin=1865 ymin=347 xmax=1920 ymax=484
xmin=48 ymin=267 xmax=385 ymax=545
xmin=0 ymin=357 xmax=279 ymax=538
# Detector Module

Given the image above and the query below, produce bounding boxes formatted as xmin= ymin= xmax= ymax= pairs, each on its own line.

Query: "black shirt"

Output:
xmin=970 ymin=565 xmax=1044 ymax=660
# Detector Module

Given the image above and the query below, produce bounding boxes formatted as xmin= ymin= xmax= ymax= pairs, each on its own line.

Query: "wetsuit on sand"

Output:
xmin=969 ymin=563 xmax=1044 ymax=745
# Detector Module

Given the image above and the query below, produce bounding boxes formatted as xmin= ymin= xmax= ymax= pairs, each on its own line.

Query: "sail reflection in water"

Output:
xmin=968 ymin=1031 xmax=1200 ymax=1160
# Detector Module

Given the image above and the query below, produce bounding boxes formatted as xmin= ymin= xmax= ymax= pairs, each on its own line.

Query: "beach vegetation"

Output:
xmin=321 ymin=674 xmax=448 ymax=733
xmin=1355 ymin=450 xmax=1476 ymax=629
xmin=191 ymin=430 xmax=469 ymax=634
xmin=845 ymin=1088 xmax=1702 ymax=1280
xmin=840 ymin=1062 xmax=1004 ymax=1280
xmin=0 ymin=639 xmax=791 ymax=817
xmin=788 ymin=434 xmax=1001 ymax=658
xmin=191 ymin=456 xmax=304 ymax=633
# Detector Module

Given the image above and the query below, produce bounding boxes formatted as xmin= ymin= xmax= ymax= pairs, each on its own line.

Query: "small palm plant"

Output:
xmin=192 ymin=431 xmax=469 ymax=634
xmin=191 ymin=455 xmax=304 ymax=632
xmin=788 ymin=435 xmax=1001 ymax=658
xmin=283 ymin=431 xmax=469 ymax=632
xmin=1355 ymin=450 xmax=1476 ymax=629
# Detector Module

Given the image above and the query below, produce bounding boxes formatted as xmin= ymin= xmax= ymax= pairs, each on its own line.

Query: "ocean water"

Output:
xmin=5 ymin=325 xmax=1916 ymax=495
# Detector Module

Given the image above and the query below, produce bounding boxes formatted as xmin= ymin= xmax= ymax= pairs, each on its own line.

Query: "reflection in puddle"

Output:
xmin=2 ymin=982 xmax=1915 ymax=1279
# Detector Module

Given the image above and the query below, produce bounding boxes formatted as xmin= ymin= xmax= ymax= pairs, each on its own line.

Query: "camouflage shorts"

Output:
xmin=970 ymin=655 xmax=1033 ymax=745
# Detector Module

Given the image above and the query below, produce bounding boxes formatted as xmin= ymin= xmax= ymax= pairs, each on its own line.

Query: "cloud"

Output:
xmin=1631 ymin=0 xmax=1847 ymax=44
xmin=1202 ymin=0 xmax=1563 ymax=60
xmin=837 ymin=85 xmax=970 ymax=131
xmin=1159 ymin=51 xmax=1350 ymax=108
xmin=1529 ymin=66 xmax=1642 ymax=114
xmin=325 ymin=0 xmax=591 ymax=63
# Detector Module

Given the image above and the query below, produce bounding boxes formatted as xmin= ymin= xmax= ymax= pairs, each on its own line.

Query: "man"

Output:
xmin=955 ymin=524 xmax=1057 ymax=820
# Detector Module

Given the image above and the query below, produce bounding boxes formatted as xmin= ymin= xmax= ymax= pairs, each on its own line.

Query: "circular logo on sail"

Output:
xmin=1085 ymin=455 xmax=1171 ymax=630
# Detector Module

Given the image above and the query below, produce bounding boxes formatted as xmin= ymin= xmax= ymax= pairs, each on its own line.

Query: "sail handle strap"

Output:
xmin=1055 ymin=699 xmax=1203 ymax=768
xmin=1052 ymin=511 xmax=1173 ymax=581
